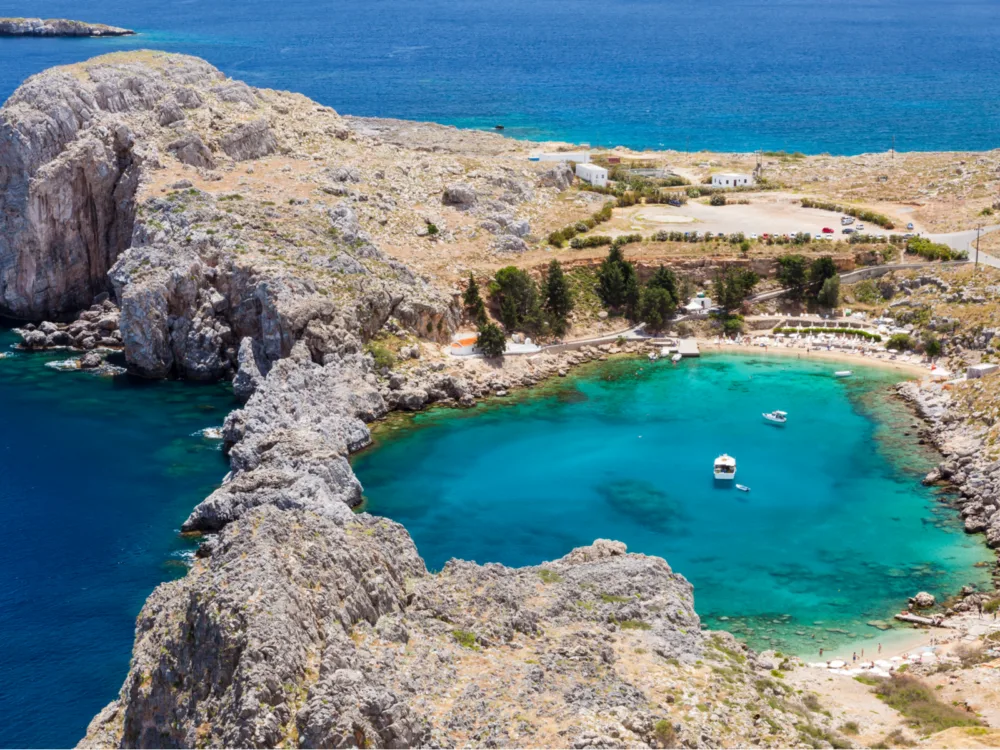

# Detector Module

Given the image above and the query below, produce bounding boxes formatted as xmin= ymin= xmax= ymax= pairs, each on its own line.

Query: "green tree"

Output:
xmin=809 ymin=256 xmax=838 ymax=286
xmin=713 ymin=266 xmax=760 ymax=314
xmin=489 ymin=266 xmax=542 ymax=332
xmin=597 ymin=244 xmax=638 ymax=310
xmin=543 ymin=259 xmax=573 ymax=334
xmin=710 ymin=194 xmax=727 ymax=206
xmin=638 ymin=286 xmax=675 ymax=331
xmin=476 ymin=321 xmax=506 ymax=358
xmin=647 ymin=265 xmax=678 ymax=301
xmin=776 ymin=254 xmax=809 ymax=300
xmin=463 ymin=274 xmax=487 ymax=324
xmin=817 ymin=275 xmax=840 ymax=308
xmin=924 ymin=335 xmax=942 ymax=358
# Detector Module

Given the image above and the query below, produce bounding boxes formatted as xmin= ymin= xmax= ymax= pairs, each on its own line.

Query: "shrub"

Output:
xmin=365 ymin=341 xmax=395 ymax=370
xmin=887 ymin=333 xmax=915 ymax=351
xmin=654 ymin=719 xmax=677 ymax=748
xmin=800 ymin=197 xmax=896 ymax=229
xmin=809 ymin=256 xmax=838 ymax=284
xmin=710 ymin=194 xmax=727 ymax=206
xmin=476 ymin=322 xmax=506 ymax=358
xmin=570 ymin=235 xmax=613 ymax=249
xmin=852 ymin=279 xmax=881 ymax=304
xmin=982 ymin=207 xmax=994 ymax=216
xmin=924 ymin=335 xmax=942 ymax=357
xmin=451 ymin=629 xmax=479 ymax=650
xmin=773 ymin=327 xmax=882 ymax=341
xmin=840 ymin=721 xmax=860 ymax=735
xmin=618 ymin=619 xmax=652 ymax=630
xmin=907 ymin=236 xmax=966 ymax=261
xmin=548 ymin=201 xmax=616 ymax=246
xmin=871 ymin=674 xmax=983 ymax=734
xmin=537 ymin=568 xmax=563 ymax=584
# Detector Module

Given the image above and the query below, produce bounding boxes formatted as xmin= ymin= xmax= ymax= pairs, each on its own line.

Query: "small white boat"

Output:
xmin=713 ymin=453 xmax=736 ymax=481
xmin=648 ymin=352 xmax=658 ymax=362
xmin=736 ymin=484 xmax=750 ymax=492
xmin=834 ymin=370 xmax=852 ymax=378
xmin=763 ymin=410 xmax=787 ymax=425
xmin=660 ymin=346 xmax=671 ymax=357
xmin=671 ymin=353 xmax=682 ymax=363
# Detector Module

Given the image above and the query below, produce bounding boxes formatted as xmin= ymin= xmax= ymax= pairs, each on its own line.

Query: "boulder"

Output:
xmin=910 ymin=591 xmax=935 ymax=609
xmin=442 ymin=183 xmax=477 ymax=208
xmin=538 ymin=162 xmax=574 ymax=190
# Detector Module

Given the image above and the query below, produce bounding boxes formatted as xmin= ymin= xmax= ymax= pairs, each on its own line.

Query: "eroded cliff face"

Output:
xmin=0 ymin=53 xmax=841 ymax=748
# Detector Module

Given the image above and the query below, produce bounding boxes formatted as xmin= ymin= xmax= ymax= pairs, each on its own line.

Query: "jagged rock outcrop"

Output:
xmin=0 ymin=54 xmax=222 ymax=319
xmin=85 ymin=514 xmax=816 ymax=749
xmin=0 ymin=18 xmax=134 ymax=36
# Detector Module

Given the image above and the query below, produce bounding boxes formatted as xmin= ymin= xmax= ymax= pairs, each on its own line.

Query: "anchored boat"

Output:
xmin=763 ymin=410 xmax=787 ymax=425
xmin=834 ymin=370 xmax=852 ymax=378
xmin=713 ymin=454 xmax=736 ymax=481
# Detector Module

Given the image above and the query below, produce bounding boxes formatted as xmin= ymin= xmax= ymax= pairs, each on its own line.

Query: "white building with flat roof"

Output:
xmin=968 ymin=363 xmax=999 ymax=379
xmin=531 ymin=151 xmax=591 ymax=163
xmin=575 ymin=163 xmax=608 ymax=187
xmin=712 ymin=172 xmax=754 ymax=187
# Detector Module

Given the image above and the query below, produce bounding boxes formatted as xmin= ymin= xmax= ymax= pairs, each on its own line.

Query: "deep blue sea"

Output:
xmin=355 ymin=354 xmax=992 ymax=656
xmin=1 ymin=0 xmax=1000 ymax=153
xmin=0 ymin=331 xmax=233 ymax=748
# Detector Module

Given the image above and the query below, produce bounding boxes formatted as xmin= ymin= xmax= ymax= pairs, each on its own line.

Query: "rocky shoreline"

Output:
xmin=0 ymin=18 xmax=134 ymax=36
xmin=898 ymin=380 xmax=1000 ymax=609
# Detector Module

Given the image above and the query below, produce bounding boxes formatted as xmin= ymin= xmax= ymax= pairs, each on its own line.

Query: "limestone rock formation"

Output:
xmin=0 ymin=18 xmax=134 ymax=36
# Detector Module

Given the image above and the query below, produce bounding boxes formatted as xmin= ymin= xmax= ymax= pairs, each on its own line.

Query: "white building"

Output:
xmin=532 ymin=151 xmax=591 ymax=163
xmin=967 ymin=363 xmax=999 ymax=379
xmin=683 ymin=294 xmax=715 ymax=317
xmin=711 ymin=172 xmax=754 ymax=188
xmin=575 ymin=163 xmax=608 ymax=187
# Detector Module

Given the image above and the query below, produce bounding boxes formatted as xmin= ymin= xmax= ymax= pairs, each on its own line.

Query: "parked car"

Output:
xmin=842 ymin=216 xmax=854 ymax=225
xmin=667 ymin=198 xmax=682 ymax=207
xmin=843 ymin=228 xmax=854 ymax=234
xmin=750 ymin=233 xmax=758 ymax=240
xmin=822 ymin=227 xmax=834 ymax=234
xmin=907 ymin=222 xmax=914 ymax=230
xmin=856 ymin=224 xmax=865 ymax=231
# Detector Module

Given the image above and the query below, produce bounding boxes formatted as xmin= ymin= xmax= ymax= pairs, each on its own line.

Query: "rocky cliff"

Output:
xmin=0 ymin=53 xmax=847 ymax=748
xmin=0 ymin=18 xmax=134 ymax=36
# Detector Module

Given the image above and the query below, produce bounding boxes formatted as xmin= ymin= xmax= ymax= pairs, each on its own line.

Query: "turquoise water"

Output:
xmin=354 ymin=354 xmax=992 ymax=656
xmin=0 ymin=330 xmax=234 ymax=747
xmin=2 ymin=0 xmax=1000 ymax=153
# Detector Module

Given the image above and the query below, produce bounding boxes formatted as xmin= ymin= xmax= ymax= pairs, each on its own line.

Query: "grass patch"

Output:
xmin=600 ymin=593 xmax=631 ymax=603
xmin=797 ymin=723 xmax=851 ymax=749
xmin=868 ymin=675 xmax=983 ymax=735
xmin=451 ymin=629 xmax=479 ymax=650
xmin=537 ymin=568 xmax=563 ymax=584
xmin=618 ymin=619 xmax=652 ymax=630
xmin=840 ymin=721 xmax=859 ymax=735
xmin=364 ymin=341 xmax=395 ymax=370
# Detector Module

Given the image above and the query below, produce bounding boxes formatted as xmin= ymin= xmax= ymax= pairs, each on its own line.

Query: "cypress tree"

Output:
xmin=463 ymin=274 xmax=487 ymax=324
xmin=544 ymin=260 xmax=573 ymax=334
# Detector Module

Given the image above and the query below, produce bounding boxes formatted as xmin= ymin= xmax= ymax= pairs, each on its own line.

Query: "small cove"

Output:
xmin=0 ymin=329 xmax=235 ymax=747
xmin=354 ymin=352 xmax=992 ymax=658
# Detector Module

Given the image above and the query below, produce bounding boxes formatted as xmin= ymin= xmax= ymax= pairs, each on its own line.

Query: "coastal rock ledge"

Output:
xmin=0 ymin=18 xmax=134 ymax=36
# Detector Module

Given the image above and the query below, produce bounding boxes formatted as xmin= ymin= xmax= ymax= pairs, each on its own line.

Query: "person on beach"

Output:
xmin=852 ymin=652 xmax=857 ymax=662
xmin=878 ymin=643 xmax=882 ymax=654
xmin=819 ymin=648 xmax=824 ymax=657
xmin=861 ymin=648 xmax=864 ymax=658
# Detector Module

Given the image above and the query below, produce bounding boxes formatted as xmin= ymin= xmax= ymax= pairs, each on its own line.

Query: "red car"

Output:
xmin=822 ymin=227 xmax=835 ymax=234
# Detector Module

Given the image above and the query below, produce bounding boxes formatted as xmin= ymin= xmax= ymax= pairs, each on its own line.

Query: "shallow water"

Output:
xmin=354 ymin=353 xmax=992 ymax=657
xmin=1 ymin=0 xmax=1000 ymax=153
xmin=0 ymin=331 xmax=234 ymax=747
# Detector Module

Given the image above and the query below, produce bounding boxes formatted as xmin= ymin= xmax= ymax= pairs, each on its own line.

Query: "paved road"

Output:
xmin=928 ymin=225 xmax=1000 ymax=268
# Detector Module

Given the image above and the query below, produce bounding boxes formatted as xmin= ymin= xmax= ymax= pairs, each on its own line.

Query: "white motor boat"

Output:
xmin=671 ymin=353 xmax=682 ymax=363
xmin=736 ymin=484 xmax=750 ymax=492
xmin=713 ymin=454 xmax=736 ymax=481
xmin=834 ymin=370 xmax=852 ymax=378
xmin=648 ymin=352 xmax=659 ymax=362
xmin=660 ymin=346 xmax=671 ymax=358
xmin=763 ymin=410 xmax=787 ymax=425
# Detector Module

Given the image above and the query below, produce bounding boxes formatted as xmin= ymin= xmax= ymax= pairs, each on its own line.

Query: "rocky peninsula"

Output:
xmin=0 ymin=18 xmax=134 ymax=37
xmin=3 ymin=50 xmax=1000 ymax=747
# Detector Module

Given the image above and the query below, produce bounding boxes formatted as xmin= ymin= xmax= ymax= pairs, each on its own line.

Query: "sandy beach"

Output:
xmin=698 ymin=338 xmax=935 ymax=379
